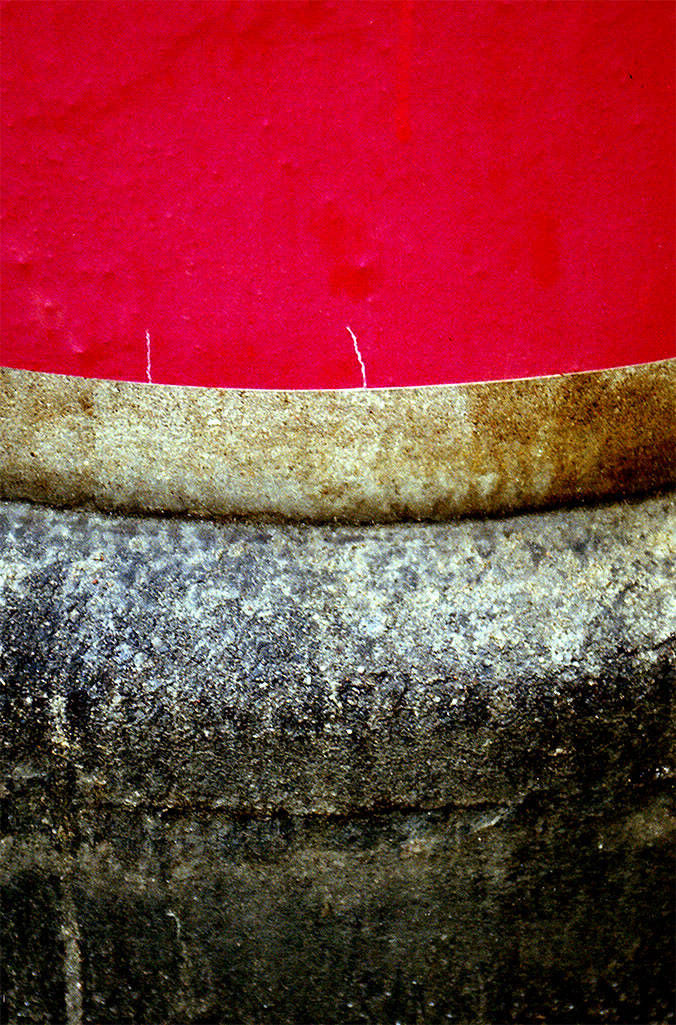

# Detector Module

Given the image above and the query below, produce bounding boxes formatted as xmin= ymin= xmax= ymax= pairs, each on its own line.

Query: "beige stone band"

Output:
xmin=0 ymin=360 xmax=674 ymax=522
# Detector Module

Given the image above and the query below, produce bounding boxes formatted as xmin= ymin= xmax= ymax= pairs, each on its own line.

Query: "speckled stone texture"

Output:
xmin=2 ymin=361 xmax=674 ymax=522
xmin=1 ymin=494 xmax=674 ymax=1024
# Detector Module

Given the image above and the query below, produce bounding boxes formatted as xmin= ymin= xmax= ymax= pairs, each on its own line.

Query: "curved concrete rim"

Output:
xmin=1 ymin=358 xmax=674 ymax=522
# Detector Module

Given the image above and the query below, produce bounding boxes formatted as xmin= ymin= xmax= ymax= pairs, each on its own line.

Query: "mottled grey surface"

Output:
xmin=1 ymin=495 xmax=674 ymax=1023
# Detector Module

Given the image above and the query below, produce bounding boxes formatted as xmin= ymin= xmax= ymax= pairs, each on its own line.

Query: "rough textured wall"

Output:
xmin=1 ymin=494 xmax=674 ymax=1023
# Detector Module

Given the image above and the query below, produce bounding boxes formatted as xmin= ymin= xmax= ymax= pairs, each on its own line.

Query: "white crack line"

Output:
xmin=346 ymin=325 xmax=367 ymax=388
xmin=145 ymin=329 xmax=153 ymax=384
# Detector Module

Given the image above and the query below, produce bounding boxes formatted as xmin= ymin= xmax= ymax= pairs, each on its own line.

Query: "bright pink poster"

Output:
xmin=1 ymin=1 xmax=674 ymax=389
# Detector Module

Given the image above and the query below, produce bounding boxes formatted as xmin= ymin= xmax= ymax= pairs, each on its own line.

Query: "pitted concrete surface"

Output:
xmin=0 ymin=494 xmax=674 ymax=1023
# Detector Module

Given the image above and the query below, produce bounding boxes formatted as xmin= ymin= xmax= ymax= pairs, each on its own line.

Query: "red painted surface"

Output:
xmin=1 ymin=1 xmax=674 ymax=389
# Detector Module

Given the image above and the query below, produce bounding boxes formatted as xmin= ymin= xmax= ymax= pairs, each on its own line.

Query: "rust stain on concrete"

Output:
xmin=0 ymin=361 xmax=674 ymax=522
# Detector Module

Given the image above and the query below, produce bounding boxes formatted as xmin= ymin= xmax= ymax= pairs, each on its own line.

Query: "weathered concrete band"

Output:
xmin=0 ymin=494 xmax=674 ymax=1022
xmin=1 ymin=359 xmax=674 ymax=522
xmin=1 ymin=493 xmax=673 ymax=815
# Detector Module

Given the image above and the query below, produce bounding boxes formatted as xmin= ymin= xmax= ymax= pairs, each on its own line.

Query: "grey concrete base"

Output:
xmin=1 ymin=495 xmax=674 ymax=1023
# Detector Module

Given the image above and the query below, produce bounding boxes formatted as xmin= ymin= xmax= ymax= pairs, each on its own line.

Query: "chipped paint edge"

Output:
xmin=0 ymin=360 xmax=674 ymax=522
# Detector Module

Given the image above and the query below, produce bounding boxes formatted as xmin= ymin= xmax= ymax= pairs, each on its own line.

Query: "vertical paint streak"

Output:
xmin=396 ymin=0 xmax=413 ymax=143
xmin=530 ymin=212 xmax=561 ymax=288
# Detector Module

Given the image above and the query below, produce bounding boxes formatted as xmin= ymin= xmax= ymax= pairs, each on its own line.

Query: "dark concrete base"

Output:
xmin=1 ymin=495 xmax=674 ymax=1023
